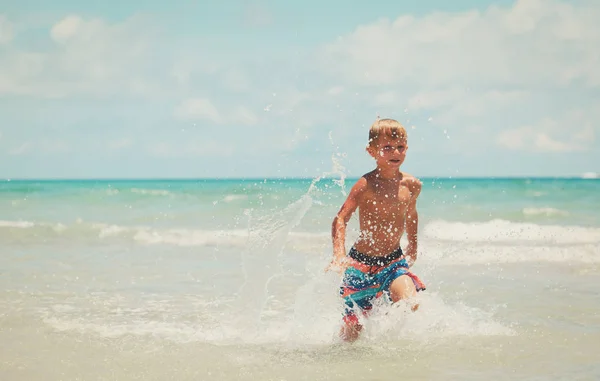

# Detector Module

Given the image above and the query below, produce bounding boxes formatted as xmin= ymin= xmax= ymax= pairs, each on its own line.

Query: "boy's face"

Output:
xmin=367 ymin=136 xmax=408 ymax=168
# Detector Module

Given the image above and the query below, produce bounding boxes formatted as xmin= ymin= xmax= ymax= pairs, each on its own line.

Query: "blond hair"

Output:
xmin=368 ymin=118 xmax=407 ymax=147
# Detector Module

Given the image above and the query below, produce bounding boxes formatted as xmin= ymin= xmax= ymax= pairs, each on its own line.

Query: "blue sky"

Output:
xmin=1 ymin=0 xmax=598 ymax=179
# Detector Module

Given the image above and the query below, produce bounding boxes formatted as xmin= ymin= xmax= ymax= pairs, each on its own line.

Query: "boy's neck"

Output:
xmin=375 ymin=167 xmax=401 ymax=180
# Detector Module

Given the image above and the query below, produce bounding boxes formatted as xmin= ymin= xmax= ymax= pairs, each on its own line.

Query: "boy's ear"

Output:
xmin=365 ymin=145 xmax=376 ymax=157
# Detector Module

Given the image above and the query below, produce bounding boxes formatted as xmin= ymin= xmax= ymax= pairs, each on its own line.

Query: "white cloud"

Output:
xmin=1 ymin=1 xmax=598 ymax=176
xmin=230 ymin=106 xmax=258 ymax=125
xmin=174 ymin=98 xmax=259 ymax=126
xmin=534 ymin=133 xmax=575 ymax=153
xmin=327 ymin=86 xmax=344 ymax=96
xmin=147 ymin=141 xmax=234 ymax=158
xmin=222 ymin=69 xmax=251 ymax=92
xmin=312 ymin=0 xmax=600 ymax=160
xmin=174 ymin=98 xmax=221 ymax=123
xmin=6 ymin=140 xmax=70 ymax=155
xmin=242 ymin=1 xmax=273 ymax=27
xmin=0 ymin=15 xmax=13 ymax=44
xmin=321 ymin=0 xmax=600 ymax=88
xmin=373 ymin=91 xmax=399 ymax=107
xmin=8 ymin=142 xmax=32 ymax=155
xmin=169 ymin=59 xmax=220 ymax=87
xmin=430 ymin=89 xmax=529 ymax=125
xmin=50 ymin=15 xmax=83 ymax=43
xmin=497 ymin=113 xmax=596 ymax=153
xmin=0 ymin=14 xmax=158 ymax=98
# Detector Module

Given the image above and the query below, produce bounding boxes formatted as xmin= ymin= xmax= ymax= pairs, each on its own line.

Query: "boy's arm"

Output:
xmin=405 ymin=178 xmax=422 ymax=267
xmin=328 ymin=178 xmax=366 ymax=272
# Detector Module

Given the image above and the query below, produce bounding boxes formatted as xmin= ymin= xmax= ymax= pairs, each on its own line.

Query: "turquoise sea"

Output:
xmin=1 ymin=176 xmax=600 ymax=380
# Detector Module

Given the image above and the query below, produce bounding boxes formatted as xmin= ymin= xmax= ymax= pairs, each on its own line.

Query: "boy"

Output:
xmin=327 ymin=118 xmax=426 ymax=342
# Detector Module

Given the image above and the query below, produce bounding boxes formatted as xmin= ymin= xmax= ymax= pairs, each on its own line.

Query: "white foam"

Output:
xmin=96 ymin=224 xmax=130 ymax=238
xmin=0 ymin=218 xmax=331 ymax=249
xmin=359 ymin=293 xmax=514 ymax=342
xmin=4 ymin=217 xmax=600 ymax=260
xmin=133 ymin=228 xmax=249 ymax=247
xmin=420 ymin=241 xmax=600 ymax=264
xmin=0 ymin=220 xmax=35 ymax=228
xmin=222 ymin=194 xmax=248 ymax=202
xmin=53 ymin=223 xmax=67 ymax=232
xmin=522 ymin=207 xmax=569 ymax=217
xmin=39 ymin=282 xmax=513 ymax=347
xmin=423 ymin=219 xmax=600 ymax=245
xmin=130 ymin=188 xmax=171 ymax=196
xmin=528 ymin=191 xmax=546 ymax=197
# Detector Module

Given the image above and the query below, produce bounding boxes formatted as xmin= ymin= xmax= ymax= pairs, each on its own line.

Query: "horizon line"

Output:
xmin=3 ymin=175 xmax=598 ymax=181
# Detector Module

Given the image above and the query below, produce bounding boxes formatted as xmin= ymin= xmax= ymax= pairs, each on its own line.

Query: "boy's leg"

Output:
xmin=389 ymin=275 xmax=419 ymax=311
xmin=339 ymin=258 xmax=373 ymax=342
xmin=340 ymin=313 xmax=362 ymax=342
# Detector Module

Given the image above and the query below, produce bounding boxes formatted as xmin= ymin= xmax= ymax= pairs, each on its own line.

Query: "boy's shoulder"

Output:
xmin=401 ymin=171 xmax=421 ymax=183
xmin=346 ymin=172 xmax=379 ymax=200
xmin=347 ymin=175 xmax=369 ymax=197
xmin=401 ymin=172 xmax=423 ymax=195
xmin=358 ymin=171 xmax=422 ymax=187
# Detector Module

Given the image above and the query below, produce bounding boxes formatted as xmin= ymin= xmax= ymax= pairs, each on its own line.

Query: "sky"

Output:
xmin=0 ymin=0 xmax=598 ymax=179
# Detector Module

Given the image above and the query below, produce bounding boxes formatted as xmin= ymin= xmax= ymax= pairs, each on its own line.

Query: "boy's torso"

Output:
xmin=353 ymin=171 xmax=413 ymax=257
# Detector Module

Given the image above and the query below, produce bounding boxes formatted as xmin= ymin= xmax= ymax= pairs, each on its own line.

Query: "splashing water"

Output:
xmin=1 ymin=157 xmax=525 ymax=353
xmin=226 ymin=142 xmax=512 ymax=347
xmin=236 ymin=194 xmax=315 ymax=334
xmin=234 ymin=150 xmax=349 ymax=338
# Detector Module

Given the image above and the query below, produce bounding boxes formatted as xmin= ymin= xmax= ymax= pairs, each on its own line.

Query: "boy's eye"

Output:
xmin=382 ymin=145 xmax=405 ymax=152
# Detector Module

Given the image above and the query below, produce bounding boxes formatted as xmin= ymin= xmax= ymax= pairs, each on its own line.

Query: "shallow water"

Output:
xmin=1 ymin=177 xmax=599 ymax=380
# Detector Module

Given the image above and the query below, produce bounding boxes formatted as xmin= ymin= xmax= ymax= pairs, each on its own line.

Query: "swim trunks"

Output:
xmin=339 ymin=246 xmax=426 ymax=326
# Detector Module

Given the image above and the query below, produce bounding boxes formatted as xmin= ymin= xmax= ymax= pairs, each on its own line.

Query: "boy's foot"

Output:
xmin=340 ymin=315 xmax=362 ymax=342
xmin=340 ymin=324 xmax=362 ymax=342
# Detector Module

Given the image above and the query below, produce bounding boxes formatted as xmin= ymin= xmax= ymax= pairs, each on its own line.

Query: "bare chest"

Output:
xmin=362 ymin=183 xmax=411 ymax=214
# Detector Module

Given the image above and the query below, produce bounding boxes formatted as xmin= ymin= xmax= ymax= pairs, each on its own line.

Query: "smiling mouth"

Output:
xmin=389 ymin=159 xmax=400 ymax=163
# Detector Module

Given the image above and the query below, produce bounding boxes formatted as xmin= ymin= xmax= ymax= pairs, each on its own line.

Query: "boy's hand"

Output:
xmin=405 ymin=243 xmax=417 ymax=267
xmin=325 ymin=256 xmax=349 ymax=274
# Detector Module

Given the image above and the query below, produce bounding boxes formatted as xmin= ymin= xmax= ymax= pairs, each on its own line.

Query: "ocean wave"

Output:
xmin=0 ymin=220 xmax=35 ymax=228
xmin=420 ymin=241 xmax=600 ymax=265
xmin=38 ymin=287 xmax=513 ymax=345
xmin=3 ymin=219 xmax=600 ymax=263
xmin=130 ymin=188 xmax=172 ymax=196
xmin=0 ymin=219 xmax=330 ymax=250
xmin=222 ymin=194 xmax=248 ymax=202
xmin=423 ymin=219 xmax=600 ymax=245
xmin=522 ymin=207 xmax=569 ymax=217
xmin=527 ymin=191 xmax=546 ymax=197
xmin=3 ymin=218 xmax=599 ymax=246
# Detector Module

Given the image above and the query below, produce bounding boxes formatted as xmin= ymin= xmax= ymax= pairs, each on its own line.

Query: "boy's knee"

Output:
xmin=390 ymin=275 xmax=417 ymax=302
